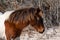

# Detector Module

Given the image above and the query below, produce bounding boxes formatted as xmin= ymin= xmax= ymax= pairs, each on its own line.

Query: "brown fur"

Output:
xmin=4 ymin=7 xmax=45 ymax=40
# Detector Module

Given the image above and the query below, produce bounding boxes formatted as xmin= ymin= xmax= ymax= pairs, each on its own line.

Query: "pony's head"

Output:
xmin=30 ymin=7 xmax=45 ymax=33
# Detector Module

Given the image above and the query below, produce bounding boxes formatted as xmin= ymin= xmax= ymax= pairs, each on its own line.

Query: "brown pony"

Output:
xmin=4 ymin=7 xmax=45 ymax=40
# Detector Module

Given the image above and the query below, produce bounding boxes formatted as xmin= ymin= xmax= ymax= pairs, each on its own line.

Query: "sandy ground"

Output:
xmin=19 ymin=25 xmax=60 ymax=40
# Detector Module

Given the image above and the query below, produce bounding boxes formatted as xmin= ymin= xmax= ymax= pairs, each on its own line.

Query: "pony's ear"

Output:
xmin=36 ymin=7 xmax=43 ymax=18
xmin=37 ymin=7 xmax=41 ymax=13
xmin=35 ymin=7 xmax=41 ymax=15
xmin=34 ymin=8 xmax=43 ymax=22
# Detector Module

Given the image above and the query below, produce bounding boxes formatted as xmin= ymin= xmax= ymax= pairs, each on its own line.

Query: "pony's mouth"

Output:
xmin=37 ymin=26 xmax=45 ymax=33
xmin=34 ymin=25 xmax=45 ymax=33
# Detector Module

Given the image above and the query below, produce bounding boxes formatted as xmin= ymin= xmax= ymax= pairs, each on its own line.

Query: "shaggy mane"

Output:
xmin=8 ymin=8 xmax=40 ymax=24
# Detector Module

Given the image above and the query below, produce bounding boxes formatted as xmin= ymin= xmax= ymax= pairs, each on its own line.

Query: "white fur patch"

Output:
xmin=3 ymin=10 xmax=15 ymax=20
xmin=0 ymin=11 xmax=14 ymax=40
xmin=0 ymin=13 xmax=6 ymax=39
